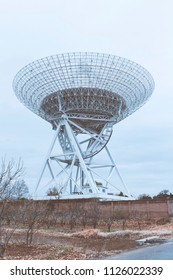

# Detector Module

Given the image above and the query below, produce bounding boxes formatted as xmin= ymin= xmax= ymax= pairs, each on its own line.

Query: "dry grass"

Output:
xmin=1 ymin=221 xmax=173 ymax=260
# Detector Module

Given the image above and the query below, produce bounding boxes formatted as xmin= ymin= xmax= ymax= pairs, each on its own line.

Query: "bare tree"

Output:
xmin=57 ymin=210 xmax=68 ymax=229
xmin=138 ymin=193 xmax=152 ymax=200
xmin=114 ymin=209 xmax=129 ymax=230
xmin=80 ymin=208 xmax=89 ymax=229
xmin=47 ymin=183 xmax=64 ymax=199
xmin=104 ymin=216 xmax=115 ymax=232
xmin=130 ymin=210 xmax=146 ymax=230
xmin=47 ymin=186 xmax=60 ymax=199
xmin=88 ymin=201 xmax=101 ymax=229
xmin=0 ymin=202 xmax=23 ymax=257
xmin=23 ymin=200 xmax=45 ymax=246
xmin=0 ymin=158 xmax=24 ymax=257
xmin=10 ymin=179 xmax=29 ymax=200
xmin=43 ymin=201 xmax=60 ymax=229
xmin=0 ymin=158 xmax=23 ymax=200
xmin=67 ymin=203 xmax=82 ymax=230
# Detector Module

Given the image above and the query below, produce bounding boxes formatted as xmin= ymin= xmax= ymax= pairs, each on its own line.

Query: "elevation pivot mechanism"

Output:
xmin=13 ymin=52 xmax=154 ymax=200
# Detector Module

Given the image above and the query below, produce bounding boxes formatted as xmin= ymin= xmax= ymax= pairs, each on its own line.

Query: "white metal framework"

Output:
xmin=13 ymin=52 xmax=154 ymax=200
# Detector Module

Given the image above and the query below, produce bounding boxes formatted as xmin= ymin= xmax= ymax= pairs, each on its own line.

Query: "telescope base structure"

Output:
xmin=35 ymin=117 xmax=133 ymax=201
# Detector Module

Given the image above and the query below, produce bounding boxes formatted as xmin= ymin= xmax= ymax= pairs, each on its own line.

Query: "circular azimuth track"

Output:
xmin=13 ymin=52 xmax=154 ymax=158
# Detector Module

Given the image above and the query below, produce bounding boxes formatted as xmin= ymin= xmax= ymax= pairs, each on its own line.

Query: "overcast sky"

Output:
xmin=0 ymin=0 xmax=172 ymax=198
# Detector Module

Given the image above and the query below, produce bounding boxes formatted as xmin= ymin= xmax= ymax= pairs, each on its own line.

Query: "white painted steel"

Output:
xmin=13 ymin=53 xmax=154 ymax=200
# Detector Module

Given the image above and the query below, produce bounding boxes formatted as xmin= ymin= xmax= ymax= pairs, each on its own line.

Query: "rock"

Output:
xmin=136 ymin=236 xmax=158 ymax=245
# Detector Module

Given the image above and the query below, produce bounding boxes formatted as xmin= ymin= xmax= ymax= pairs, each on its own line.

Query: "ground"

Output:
xmin=2 ymin=221 xmax=173 ymax=260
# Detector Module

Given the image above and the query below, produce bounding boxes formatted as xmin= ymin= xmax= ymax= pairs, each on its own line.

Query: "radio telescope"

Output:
xmin=13 ymin=52 xmax=154 ymax=200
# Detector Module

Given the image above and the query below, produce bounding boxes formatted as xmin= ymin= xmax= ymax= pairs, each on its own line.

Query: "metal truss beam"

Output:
xmin=35 ymin=116 xmax=132 ymax=199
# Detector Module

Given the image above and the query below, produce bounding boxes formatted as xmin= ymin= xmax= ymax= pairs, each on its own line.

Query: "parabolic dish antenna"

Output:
xmin=13 ymin=52 xmax=154 ymax=200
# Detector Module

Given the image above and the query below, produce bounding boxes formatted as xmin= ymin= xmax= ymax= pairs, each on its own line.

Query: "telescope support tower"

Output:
xmin=35 ymin=115 xmax=131 ymax=199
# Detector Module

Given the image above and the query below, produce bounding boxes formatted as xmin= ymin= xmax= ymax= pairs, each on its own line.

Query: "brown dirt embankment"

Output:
xmin=2 ymin=222 xmax=173 ymax=259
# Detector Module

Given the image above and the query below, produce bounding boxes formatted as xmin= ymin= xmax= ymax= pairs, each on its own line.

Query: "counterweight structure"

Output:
xmin=13 ymin=52 xmax=154 ymax=200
